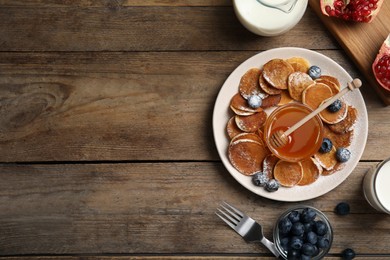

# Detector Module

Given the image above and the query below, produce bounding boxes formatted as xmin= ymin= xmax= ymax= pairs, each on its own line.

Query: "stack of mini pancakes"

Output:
xmin=227 ymin=57 xmax=357 ymax=189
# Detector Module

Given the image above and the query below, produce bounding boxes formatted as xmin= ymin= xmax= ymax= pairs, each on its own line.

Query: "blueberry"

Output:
xmin=335 ymin=202 xmax=350 ymax=215
xmin=314 ymin=220 xmax=328 ymax=236
xmin=290 ymin=236 xmax=303 ymax=250
xmin=280 ymin=236 xmax=290 ymax=251
xmin=252 ymin=172 xmax=268 ymax=187
xmin=342 ymin=248 xmax=356 ymax=260
xmin=312 ymin=244 xmax=320 ymax=256
xmin=303 ymin=220 xmax=315 ymax=233
xmin=291 ymin=222 xmax=305 ymax=236
xmin=327 ymin=99 xmax=342 ymax=112
xmin=278 ymin=217 xmax=293 ymax=234
xmin=319 ymin=138 xmax=333 ymax=153
xmin=306 ymin=231 xmax=318 ymax=245
xmin=308 ymin=65 xmax=321 ymax=79
xmin=265 ymin=179 xmax=280 ymax=192
xmin=288 ymin=210 xmax=301 ymax=223
xmin=317 ymin=236 xmax=330 ymax=249
xmin=300 ymin=254 xmax=311 ymax=260
xmin=336 ymin=147 xmax=351 ymax=162
xmin=302 ymin=243 xmax=317 ymax=256
xmin=300 ymin=208 xmax=317 ymax=223
xmin=248 ymin=94 xmax=262 ymax=108
xmin=287 ymin=249 xmax=301 ymax=259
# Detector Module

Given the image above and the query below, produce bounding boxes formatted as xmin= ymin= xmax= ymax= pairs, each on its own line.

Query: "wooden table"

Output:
xmin=1 ymin=1 xmax=389 ymax=259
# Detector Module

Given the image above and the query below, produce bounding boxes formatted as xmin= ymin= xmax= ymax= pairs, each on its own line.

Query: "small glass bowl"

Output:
xmin=264 ymin=103 xmax=324 ymax=162
xmin=273 ymin=206 xmax=333 ymax=259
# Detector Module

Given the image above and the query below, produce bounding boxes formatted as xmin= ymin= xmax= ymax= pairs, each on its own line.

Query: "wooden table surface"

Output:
xmin=1 ymin=1 xmax=390 ymax=259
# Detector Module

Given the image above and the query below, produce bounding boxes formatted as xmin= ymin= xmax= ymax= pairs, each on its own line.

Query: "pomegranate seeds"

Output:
xmin=372 ymin=34 xmax=390 ymax=91
xmin=373 ymin=55 xmax=390 ymax=89
xmin=320 ymin=0 xmax=384 ymax=23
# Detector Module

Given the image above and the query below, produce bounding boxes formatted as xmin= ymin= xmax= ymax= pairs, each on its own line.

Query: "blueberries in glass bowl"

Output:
xmin=274 ymin=206 xmax=333 ymax=260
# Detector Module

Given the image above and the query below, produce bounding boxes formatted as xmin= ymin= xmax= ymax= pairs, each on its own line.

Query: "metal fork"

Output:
xmin=216 ymin=201 xmax=280 ymax=257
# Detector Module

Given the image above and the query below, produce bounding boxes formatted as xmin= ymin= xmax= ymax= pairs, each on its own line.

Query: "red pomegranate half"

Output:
xmin=320 ymin=0 xmax=384 ymax=23
xmin=372 ymin=34 xmax=390 ymax=92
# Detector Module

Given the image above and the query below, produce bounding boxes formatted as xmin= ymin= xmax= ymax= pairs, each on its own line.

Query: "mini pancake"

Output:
xmin=298 ymin=157 xmax=322 ymax=186
xmin=230 ymin=93 xmax=263 ymax=113
xmin=262 ymin=59 xmax=294 ymax=90
xmin=319 ymin=75 xmax=341 ymax=89
xmin=262 ymin=154 xmax=279 ymax=179
xmin=288 ymin=72 xmax=315 ymax=101
xmin=231 ymin=132 xmax=263 ymax=145
xmin=230 ymin=105 xmax=255 ymax=116
xmin=322 ymin=162 xmax=345 ymax=176
xmin=319 ymin=99 xmax=348 ymax=124
xmin=239 ymin=68 xmax=262 ymax=99
xmin=286 ymin=57 xmax=311 ymax=73
xmin=228 ymin=139 xmax=269 ymax=176
xmin=273 ymin=160 xmax=303 ymax=187
xmin=235 ymin=110 xmax=267 ymax=132
xmin=259 ymin=73 xmax=282 ymax=95
xmin=328 ymin=106 xmax=358 ymax=134
xmin=315 ymin=77 xmax=340 ymax=94
xmin=314 ymin=146 xmax=337 ymax=171
xmin=227 ymin=116 xmax=243 ymax=139
xmin=323 ymin=124 xmax=353 ymax=148
xmin=278 ymin=90 xmax=294 ymax=106
xmin=261 ymin=94 xmax=282 ymax=108
xmin=302 ymin=82 xmax=333 ymax=110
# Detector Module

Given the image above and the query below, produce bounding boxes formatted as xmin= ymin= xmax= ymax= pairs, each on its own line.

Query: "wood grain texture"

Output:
xmin=0 ymin=257 xmax=277 ymax=260
xmin=0 ymin=51 xmax=387 ymax=162
xmin=1 ymin=2 xmax=390 ymax=258
xmin=0 ymin=5 xmax=335 ymax=52
xmin=0 ymin=0 xmax=232 ymax=7
xmin=309 ymin=0 xmax=390 ymax=105
xmin=6 ymin=253 xmax=389 ymax=260
xmin=0 ymin=162 xmax=389 ymax=256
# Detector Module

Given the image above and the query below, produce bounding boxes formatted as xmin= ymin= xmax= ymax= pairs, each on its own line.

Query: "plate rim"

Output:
xmin=212 ymin=47 xmax=368 ymax=202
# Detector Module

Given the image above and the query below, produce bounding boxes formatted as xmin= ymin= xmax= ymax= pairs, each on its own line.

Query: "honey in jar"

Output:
xmin=264 ymin=103 xmax=324 ymax=162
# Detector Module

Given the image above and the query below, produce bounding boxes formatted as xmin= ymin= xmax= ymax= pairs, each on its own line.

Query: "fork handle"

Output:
xmin=260 ymin=236 xmax=280 ymax=257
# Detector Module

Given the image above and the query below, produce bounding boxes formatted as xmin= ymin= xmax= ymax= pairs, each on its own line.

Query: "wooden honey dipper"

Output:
xmin=270 ymin=78 xmax=362 ymax=148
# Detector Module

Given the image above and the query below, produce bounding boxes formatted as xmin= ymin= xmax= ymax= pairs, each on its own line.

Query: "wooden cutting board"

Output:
xmin=309 ymin=0 xmax=390 ymax=105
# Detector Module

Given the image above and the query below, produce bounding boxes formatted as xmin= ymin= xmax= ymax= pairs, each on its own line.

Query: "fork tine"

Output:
xmin=220 ymin=204 xmax=241 ymax=222
xmin=216 ymin=207 xmax=239 ymax=224
xmin=215 ymin=210 xmax=237 ymax=230
xmin=222 ymin=201 xmax=244 ymax=217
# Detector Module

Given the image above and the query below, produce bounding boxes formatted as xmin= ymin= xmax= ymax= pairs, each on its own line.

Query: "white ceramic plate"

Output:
xmin=213 ymin=47 xmax=368 ymax=201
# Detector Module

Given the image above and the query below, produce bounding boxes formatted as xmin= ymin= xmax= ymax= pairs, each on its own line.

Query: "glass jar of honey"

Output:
xmin=264 ymin=103 xmax=324 ymax=162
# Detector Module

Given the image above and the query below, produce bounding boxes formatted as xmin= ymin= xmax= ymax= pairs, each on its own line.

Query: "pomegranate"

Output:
xmin=372 ymin=34 xmax=390 ymax=91
xmin=320 ymin=0 xmax=384 ymax=23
